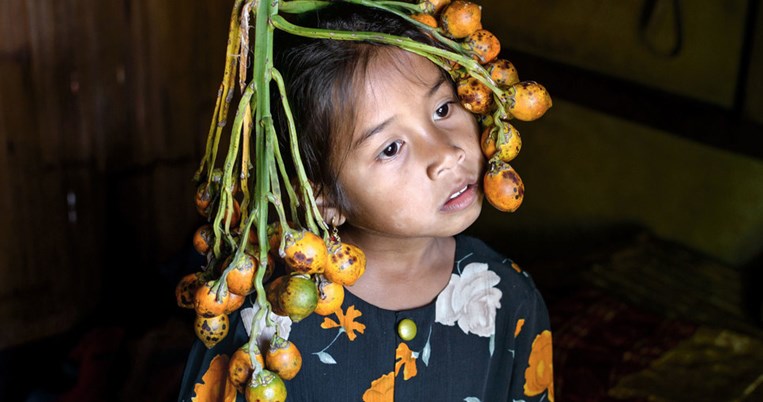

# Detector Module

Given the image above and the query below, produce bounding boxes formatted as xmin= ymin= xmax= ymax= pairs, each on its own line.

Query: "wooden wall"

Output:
xmin=0 ymin=0 xmax=233 ymax=348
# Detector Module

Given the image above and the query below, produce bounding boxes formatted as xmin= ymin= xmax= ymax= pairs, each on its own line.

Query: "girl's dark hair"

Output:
xmin=271 ymin=4 xmax=444 ymax=215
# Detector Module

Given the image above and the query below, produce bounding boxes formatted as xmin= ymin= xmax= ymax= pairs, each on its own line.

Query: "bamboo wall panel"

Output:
xmin=0 ymin=0 xmax=233 ymax=348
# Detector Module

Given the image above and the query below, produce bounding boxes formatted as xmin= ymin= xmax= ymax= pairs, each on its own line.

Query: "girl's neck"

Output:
xmin=339 ymin=229 xmax=456 ymax=311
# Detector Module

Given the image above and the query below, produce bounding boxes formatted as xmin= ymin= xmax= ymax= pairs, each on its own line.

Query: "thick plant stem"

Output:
xmin=247 ymin=0 xmax=277 ymax=375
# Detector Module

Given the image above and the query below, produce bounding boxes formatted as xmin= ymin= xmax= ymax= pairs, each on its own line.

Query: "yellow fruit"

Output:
xmin=324 ymin=242 xmax=366 ymax=286
xmin=508 ymin=81 xmax=553 ymax=121
xmin=314 ymin=276 xmax=345 ymax=316
xmin=265 ymin=336 xmax=302 ymax=381
xmin=483 ymin=160 xmax=525 ymax=212
xmin=282 ymin=229 xmax=328 ymax=275
xmin=440 ymin=1 xmax=482 ymax=39
xmin=194 ymin=314 xmax=229 ymax=349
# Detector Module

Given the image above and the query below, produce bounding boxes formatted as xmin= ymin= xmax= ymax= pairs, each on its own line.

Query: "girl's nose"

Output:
xmin=426 ymin=132 xmax=466 ymax=179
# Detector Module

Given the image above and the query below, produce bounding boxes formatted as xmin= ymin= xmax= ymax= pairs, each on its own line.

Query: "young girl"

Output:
xmin=179 ymin=5 xmax=553 ymax=401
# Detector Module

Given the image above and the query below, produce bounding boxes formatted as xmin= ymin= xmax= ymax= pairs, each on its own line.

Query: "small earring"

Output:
xmin=329 ymin=217 xmax=340 ymax=242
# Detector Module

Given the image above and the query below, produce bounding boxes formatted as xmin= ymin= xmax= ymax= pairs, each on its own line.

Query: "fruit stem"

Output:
xmin=346 ymin=0 xmax=462 ymax=52
xmin=197 ymin=0 xmax=245 ymax=185
xmin=269 ymin=108 xmax=301 ymax=227
xmin=279 ymin=0 xmax=332 ymax=13
xmin=212 ymin=80 xmax=257 ymax=257
xmin=249 ymin=304 xmax=267 ymax=375
xmin=239 ymin=101 xmax=254 ymax=223
xmin=271 ymin=68 xmax=328 ymax=237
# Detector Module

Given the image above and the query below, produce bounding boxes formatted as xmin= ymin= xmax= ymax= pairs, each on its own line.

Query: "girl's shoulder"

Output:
xmin=454 ymin=234 xmax=540 ymax=296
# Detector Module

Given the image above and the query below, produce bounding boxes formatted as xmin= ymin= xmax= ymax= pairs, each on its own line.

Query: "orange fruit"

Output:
xmin=229 ymin=344 xmax=264 ymax=393
xmin=266 ymin=275 xmax=287 ymax=316
xmin=282 ymin=229 xmax=327 ymax=275
xmin=483 ymin=160 xmax=525 ymax=212
xmin=175 ymin=272 xmax=204 ymax=309
xmin=457 ymin=77 xmax=494 ymax=115
xmin=464 ymin=29 xmax=500 ymax=64
xmin=194 ymin=313 xmax=229 ymax=349
xmin=195 ymin=182 xmax=216 ymax=218
xmin=314 ymin=276 xmax=345 ymax=316
xmin=194 ymin=280 xmax=230 ymax=317
xmin=225 ymin=252 xmax=257 ymax=296
xmin=245 ymin=370 xmax=287 ymax=402
xmin=480 ymin=126 xmax=497 ymax=160
xmin=420 ymin=0 xmax=451 ymax=15
xmin=224 ymin=291 xmax=246 ymax=314
xmin=265 ymin=336 xmax=302 ymax=380
xmin=440 ymin=1 xmax=482 ymax=39
xmin=481 ymin=124 xmax=522 ymax=162
xmin=411 ymin=13 xmax=438 ymax=28
xmin=324 ymin=242 xmax=366 ymax=286
xmin=276 ymin=274 xmax=318 ymax=323
xmin=192 ymin=224 xmax=214 ymax=255
xmin=508 ymin=81 xmax=553 ymax=121
xmin=486 ymin=59 xmax=519 ymax=87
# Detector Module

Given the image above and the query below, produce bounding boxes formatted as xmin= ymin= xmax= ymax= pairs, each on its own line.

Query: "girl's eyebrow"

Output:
xmin=353 ymin=117 xmax=393 ymax=150
xmin=352 ymin=74 xmax=448 ymax=150
xmin=427 ymin=74 xmax=448 ymax=98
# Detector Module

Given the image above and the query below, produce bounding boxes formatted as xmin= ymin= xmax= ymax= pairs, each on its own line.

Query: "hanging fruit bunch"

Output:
xmin=175 ymin=0 xmax=551 ymax=400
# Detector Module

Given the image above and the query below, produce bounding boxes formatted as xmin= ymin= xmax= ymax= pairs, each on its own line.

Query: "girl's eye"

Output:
xmin=435 ymin=102 xmax=452 ymax=119
xmin=379 ymin=140 xmax=404 ymax=159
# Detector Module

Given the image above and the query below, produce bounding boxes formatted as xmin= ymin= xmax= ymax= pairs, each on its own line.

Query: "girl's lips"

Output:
xmin=441 ymin=183 xmax=479 ymax=212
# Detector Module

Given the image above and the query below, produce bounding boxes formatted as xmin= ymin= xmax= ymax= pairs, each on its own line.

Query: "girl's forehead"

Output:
xmin=356 ymin=49 xmax=441 ymax=101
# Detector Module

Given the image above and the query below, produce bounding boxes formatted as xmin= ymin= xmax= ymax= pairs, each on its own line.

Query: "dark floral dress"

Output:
xmin=178 ymin=235 xmax=553 ymax=401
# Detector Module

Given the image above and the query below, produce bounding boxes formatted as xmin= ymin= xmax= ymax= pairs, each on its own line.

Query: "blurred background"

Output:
xmin=0 ymin=0 xmax=761 ymax=401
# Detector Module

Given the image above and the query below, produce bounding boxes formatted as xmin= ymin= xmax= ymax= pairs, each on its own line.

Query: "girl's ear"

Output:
xmin=312 ymin=184 xmax=346 ymax=227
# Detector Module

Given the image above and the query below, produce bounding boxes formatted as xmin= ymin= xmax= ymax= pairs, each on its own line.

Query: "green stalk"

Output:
xmin=271 ymin=68 xmax=327 ymax=236
xmin=194 ymin=85 xmax=223 ymax=181
xmin=345 ymin=0 xmax=463 ymax=52
xmin=375 ymin=0 xmax=422 ymax=13
xmin=267 ymin=118 xmax=297 ymax=228
xmin=212 ymin=81 xmax=257 ymax=257
xmin=271 ymin=119 xmax=301 ymax=227
xmin=280 ymin=0 xmax=332 ymax=13
xmin=248 ymin=0 xmax=277 ymax=374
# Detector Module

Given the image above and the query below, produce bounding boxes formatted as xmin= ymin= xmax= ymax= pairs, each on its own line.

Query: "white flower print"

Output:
xmin=241 ymin=301 xmax=292 ymax=350
xmin=435 ymin=262 xmax=502 ymax=337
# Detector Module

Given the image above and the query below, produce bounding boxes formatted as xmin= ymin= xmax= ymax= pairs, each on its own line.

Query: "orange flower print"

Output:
xmin=524 ymin=330 xmax=554 ymax=402
xmin=362 ymin=371 xmax=395 ymax=402
xmin=321 ymin=305 xmax=366 ymax=341
xmin=192 ymin=354 xmax=237 ymax=402
xmin=394 ymin=342 xmax=418 ymax=380
xmin=514 ymin=319 xmax=525 ymax=337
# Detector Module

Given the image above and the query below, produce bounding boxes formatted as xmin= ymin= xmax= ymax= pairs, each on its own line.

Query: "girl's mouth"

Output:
xmin=442 ymin=184 xmax=478 ymax=211
xmin=449 ymin=185 xmax=468 ymax=200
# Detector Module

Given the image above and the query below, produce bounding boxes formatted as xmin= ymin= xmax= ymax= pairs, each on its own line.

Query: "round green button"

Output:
xmin=397 ymin=318 xmax=417 ymax=341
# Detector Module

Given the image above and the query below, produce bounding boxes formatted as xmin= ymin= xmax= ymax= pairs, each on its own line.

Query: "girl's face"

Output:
xmin=336 ymin=50 xmax=484 ymax=240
